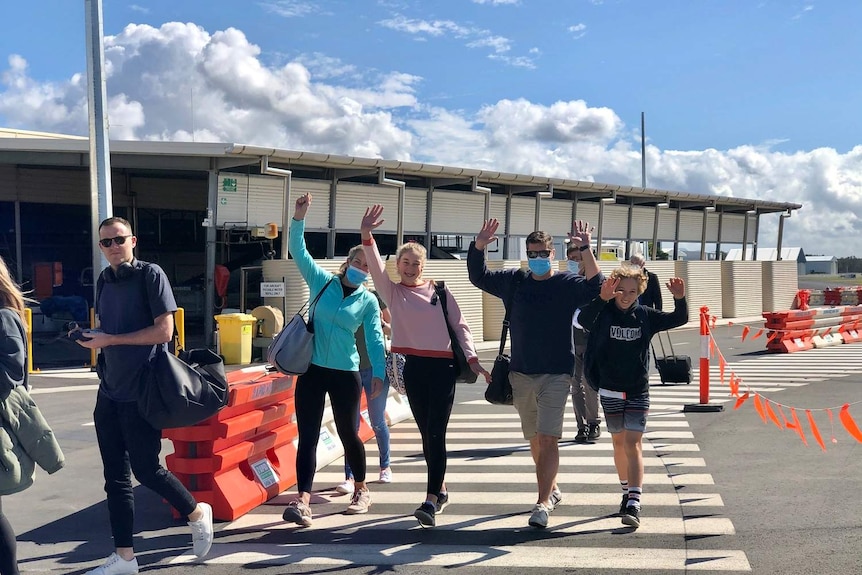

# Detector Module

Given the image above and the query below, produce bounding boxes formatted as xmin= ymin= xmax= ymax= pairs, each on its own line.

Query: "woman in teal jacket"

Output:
xmin=282 ymin=193 xmax=386 ymax=528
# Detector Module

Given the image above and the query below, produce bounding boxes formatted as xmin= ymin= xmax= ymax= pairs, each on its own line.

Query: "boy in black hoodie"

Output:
xmin=579 ymin=265 xmax=687 ymax=529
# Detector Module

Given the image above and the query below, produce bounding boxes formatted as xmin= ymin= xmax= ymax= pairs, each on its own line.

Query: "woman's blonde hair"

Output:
xmin=396 ymin=241 xmax=427 ymax=263
xmin=0 ymin=256 xmax=26 ymax=323
xmin=610 ymin=263 xmax=647 ymax=295
xmin=338 ymin=244 xmax=365 ymax=274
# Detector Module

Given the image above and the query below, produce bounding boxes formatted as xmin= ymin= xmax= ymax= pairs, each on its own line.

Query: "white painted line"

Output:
xmin=373 ymin=456 xmax=705 ymax=468
xmin=311 ymin=471 xmax=715 ymax=486
xmin=30 ymin=384 xmax=99 ymax=394
xmin=170 ymin=543 xmax=751 ymax=571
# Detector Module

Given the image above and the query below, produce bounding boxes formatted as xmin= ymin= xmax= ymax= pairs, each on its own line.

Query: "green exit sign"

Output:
xmin=222 ymin=178 xmax=238 ymax=192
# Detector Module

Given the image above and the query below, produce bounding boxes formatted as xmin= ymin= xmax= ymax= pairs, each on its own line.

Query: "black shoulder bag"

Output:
xmin=434 ymin=282 xmax=478 ymax=384
xmin=485 ymin=271 xmax=525 ymax=405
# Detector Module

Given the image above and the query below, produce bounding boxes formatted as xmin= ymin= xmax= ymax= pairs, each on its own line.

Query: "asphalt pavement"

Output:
xmin=6 ymin=318 xmax=862 ymax=574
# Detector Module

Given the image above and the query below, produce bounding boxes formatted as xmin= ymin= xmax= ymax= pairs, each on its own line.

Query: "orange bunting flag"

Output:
xmin=710 ymin=316 xmax=717 ymax=329
xmin=741 ymin=326 xmax=751 ymax=341
xmin=733 ymin=392 xmax=750 ymax=410
xmin=719 ymin=357 xmax=727 ymax=385
xmin=839 ymin=404 xmax=862 ymax=443
xmin=767 ymin=331 xmax=780 ymax=343
xmin=764 ymin=400 xmax=783 ymax=429
xmin=827 ymin=408 xmax=838 ymax=443
xmin=751 ymin=328 xmax=764 ymax=340
xmin=753 ymin=394 xmax=768 ymax=423
xmin=806 ymin=410 xmax=827 ymax=452
xmin=790 ymin=408 xmax=808 ymax=446
xmin=709 ymin=338 xmax=715 ymax=356
xmin=822 ymin=327 xmax=833 ymax=337
xmin=777 ymin=404 xmax=790 ymax=428
xmin=729 ymin=374 xmax=740 ymax=397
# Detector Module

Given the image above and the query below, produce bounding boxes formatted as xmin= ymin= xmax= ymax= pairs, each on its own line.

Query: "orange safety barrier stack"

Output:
xmin=164 ymin=367 xmax=299 ymax=521
xmin=824 ymin=288 xmax=843 ymax=306
xmin=764 ymin=305 xmax=862 ymax=353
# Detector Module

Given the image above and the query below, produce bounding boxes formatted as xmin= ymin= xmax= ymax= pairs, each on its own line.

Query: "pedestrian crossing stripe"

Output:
xmin=312 ymin=471 xmax=716 ymax=485
xmin=169 ymin=543 xmax=752 ymax=571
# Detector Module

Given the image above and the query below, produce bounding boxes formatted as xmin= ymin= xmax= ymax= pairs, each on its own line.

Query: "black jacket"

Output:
xmin=640 ymin=269 xmax=663 ymax=310
xmin=580 ymin=296 xmax=687 ymax=395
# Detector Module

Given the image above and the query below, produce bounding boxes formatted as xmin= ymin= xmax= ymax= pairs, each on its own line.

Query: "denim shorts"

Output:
xmin=598 ymin=389 xmax=650 ymax=433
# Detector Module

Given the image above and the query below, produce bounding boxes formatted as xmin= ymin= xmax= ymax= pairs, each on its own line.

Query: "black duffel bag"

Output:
xmin=139 ymin=347 xmax=229 ymax=429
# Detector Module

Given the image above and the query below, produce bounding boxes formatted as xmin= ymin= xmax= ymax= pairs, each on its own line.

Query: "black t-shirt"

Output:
xmin=96 ymin=260 xmax=177 ymax=402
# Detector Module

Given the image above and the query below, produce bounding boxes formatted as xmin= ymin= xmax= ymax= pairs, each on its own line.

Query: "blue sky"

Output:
xmin=1 ymin=1 xmax=861 ymax=256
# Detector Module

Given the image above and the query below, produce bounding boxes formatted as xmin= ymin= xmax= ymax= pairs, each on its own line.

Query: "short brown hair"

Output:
xmin=99 ymin=216 xmax=133 ymax=235
xmin=525 ymin=231 xmax=553 ymax=249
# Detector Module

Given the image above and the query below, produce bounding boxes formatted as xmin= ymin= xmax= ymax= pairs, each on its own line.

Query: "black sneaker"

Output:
xmin=435 ymin=492 xmax=449 ymax=514
xmin=621 ymin=504 xmax=640 ymax=528
xmin=617 ymin=494 xmax=629 ymax=517
xmin=574 ymin=428 xmax=588 ymax=443
xmin=414 ymin=502 xmax=436 ymax=527
xmin=587 ymin=423 xmax=601 ymax=441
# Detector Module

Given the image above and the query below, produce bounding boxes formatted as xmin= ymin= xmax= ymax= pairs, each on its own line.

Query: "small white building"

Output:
xmin=805 ymin=255 xmax=838 ymax=275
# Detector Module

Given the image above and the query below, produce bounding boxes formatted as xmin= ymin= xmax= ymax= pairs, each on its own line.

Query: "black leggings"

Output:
xmin=0 ymin=499 xmax=19 ymax=575
xmin=294 ymin=363 xmax=364 ymax=493
xmin=402 ymin=355 xmax=456 ymax=496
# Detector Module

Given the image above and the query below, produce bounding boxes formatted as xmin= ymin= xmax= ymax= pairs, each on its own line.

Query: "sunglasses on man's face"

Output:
xmin=526 ymin=250 xmax=552 ymax=259
xmin=99 ymin=235 xmax=131 ymax=248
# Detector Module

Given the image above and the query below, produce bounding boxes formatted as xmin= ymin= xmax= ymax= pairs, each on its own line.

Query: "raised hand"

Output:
xmin=568 ymin=220 xmax=594 ymax=247
xmin=600 ymin=276 xmax=621 ymax=302
xmin=294 ymin=193 xmax=312 ymax=220
xmin=361 ymin=205 xmax=385 ymax=239
xmin=475 ymin=219 xmax=499 ymax=250
xmin=666 ymin=277 xmax=686 ymax=299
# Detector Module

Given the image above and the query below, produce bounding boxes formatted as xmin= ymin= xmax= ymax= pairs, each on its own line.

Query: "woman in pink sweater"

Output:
xmin=361 ymin=204 xmax=489 ymax=527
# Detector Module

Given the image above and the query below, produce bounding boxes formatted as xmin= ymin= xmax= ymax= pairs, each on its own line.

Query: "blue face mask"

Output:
xmin=345 ymin=265 xmax=368 ymax=285
xmin=567 ymin=260 xmax=581 ymax=274
xmin=528 ymin=257 xmax=552 ymax=276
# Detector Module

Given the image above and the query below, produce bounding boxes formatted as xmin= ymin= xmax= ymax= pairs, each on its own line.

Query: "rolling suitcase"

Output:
xmin=651 ymin=331 xmax=692 ymax=384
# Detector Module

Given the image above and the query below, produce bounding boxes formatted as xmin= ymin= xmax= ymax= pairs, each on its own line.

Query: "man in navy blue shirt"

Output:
xmin=467 ymin=219 xmax=602 ymax=529
xmin=74 ymin=217 xmax=213 ymax=575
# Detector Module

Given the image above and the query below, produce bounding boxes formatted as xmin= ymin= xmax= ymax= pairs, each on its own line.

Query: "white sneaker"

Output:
xmin=345 ymin=488 xmax=372 ymax=514
xmin=378 ymin=468 xmax=392 ymax=483
xmin=85 ymin=553 xmax=139 ymax=575
xmin=528 ymin=503 xmax=550 ymax=529
xmin=549 ymin=487 xmax=562 ymax=511
xmin=188 ymin=502 xmax=214 ymax=559
xmin=335 ymin=479 xmax=355 ymax=494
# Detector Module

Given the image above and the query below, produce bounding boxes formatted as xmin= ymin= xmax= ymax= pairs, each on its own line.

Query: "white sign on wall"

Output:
xmin=260 ymin=282 xmax=285 ymax=297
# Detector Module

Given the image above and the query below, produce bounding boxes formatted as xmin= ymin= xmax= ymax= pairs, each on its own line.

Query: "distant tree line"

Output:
xmin=837 ymin=257 xmax=862 ymax=273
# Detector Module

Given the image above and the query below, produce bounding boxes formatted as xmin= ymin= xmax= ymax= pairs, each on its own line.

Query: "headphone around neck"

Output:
xmin=103 ymin=261 xmax=137 ymax=283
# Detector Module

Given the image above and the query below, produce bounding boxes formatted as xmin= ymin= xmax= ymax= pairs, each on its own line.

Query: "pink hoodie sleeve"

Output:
xmin=441 ymin=283 xmax=478 ymax=363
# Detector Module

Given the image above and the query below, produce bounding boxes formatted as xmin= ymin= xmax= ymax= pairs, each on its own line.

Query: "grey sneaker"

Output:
xmin=435 ymin=491 xmax=450 ymax=513
xmin=345 ymin=488 xmax=372 ymax=514
xmin=188 ymin=502 xmax=214 ymax=559
xmin=84 ymin=553 xmax=139 ymax=575
xmin=528 ymin=503 xmax=550 ymax=529
xmin=549 ymin=487 xmax=562 ymax=511
xmin=283 ymin=500 xmax=313 ymax=527
xmin=587 ymin=423 xmax=602 ymax=441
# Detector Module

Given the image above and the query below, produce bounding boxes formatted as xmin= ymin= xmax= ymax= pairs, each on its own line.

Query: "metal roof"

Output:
xmin=0 ymin=136 xmax=803 ymax=215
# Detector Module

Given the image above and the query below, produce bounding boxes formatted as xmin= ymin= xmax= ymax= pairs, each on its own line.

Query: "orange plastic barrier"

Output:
xmin=165 ymin=368 xmax=299 ymax=521
xmin=763 ymin=306 xmax=862 ymax=353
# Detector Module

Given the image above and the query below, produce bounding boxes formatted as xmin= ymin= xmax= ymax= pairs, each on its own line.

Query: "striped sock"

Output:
xmin=620 ymin=480 xmax=629 ymax=495
xmin=627 ymin=486 xmax=642 ymax=509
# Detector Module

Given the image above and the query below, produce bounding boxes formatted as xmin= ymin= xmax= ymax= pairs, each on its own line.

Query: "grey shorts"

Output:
xmin=599 ymin=389 xmax=650 ymax=434
xmin=509 ymin=371 xmax=571 ymax=439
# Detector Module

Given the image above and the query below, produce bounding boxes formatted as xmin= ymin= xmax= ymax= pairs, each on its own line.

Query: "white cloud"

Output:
xmin=472 ymin=0 xmax=520 ymax=4
xmin=0 ymin=21 xmax=858 ymax=256
xmin=129 ymin=5 xmax=150 ymax=14
xmin=378 ymin=15 xmax=536 ymax=68
xmin=259 ymin=0 xmax=316 ymax=18
xmin=568 ymin=23 xmax=587 ymax=39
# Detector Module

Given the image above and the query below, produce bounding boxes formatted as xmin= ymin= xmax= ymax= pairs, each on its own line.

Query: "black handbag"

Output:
xmin=434 ymin=282 xmax=478 ymax=384
xmin=139 ymin=346 xmax=229 ymax=429
xmin=485 ymin=271 xmax=525 ymax=405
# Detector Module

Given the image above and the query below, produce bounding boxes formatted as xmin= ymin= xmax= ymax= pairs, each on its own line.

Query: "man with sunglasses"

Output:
xmin=467 ymin=219 xmax=602 ymax=529
xmin=72 ymin=217 xmax=213 ymax=574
